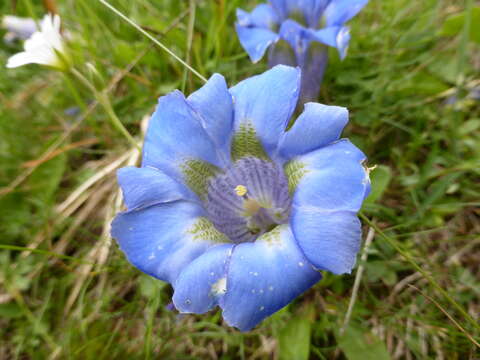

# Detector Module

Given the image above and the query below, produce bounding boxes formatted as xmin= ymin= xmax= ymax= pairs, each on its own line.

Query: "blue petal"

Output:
xmin=229 ymin=65 xmax=301 ymax=157
xmin=237 ymin=4 xmax=279 ymax=29
xmin=235 ymin=25 xmax=279 ymax=63
xmin=325 ymin=0 xmax=369 ymax=27
xmin=270 ymin=0 xmax=330 ymax=27
xmin=268 ymin=0 xmax=287 ymax=20
xmin=303 ymin=0 xmax=331 ymax=28
xmin=187 ymin=74 xmax=234 ymax=161
xmin=117 ymin=166 xmax=196 ymax=210
xmin=278 ymin=20 xmax=329 ymax=103
xmin=142 ymin=91 xmax=224 ymax=181
xmin=311 ymin=26 xmax=342 ymax=48
xmin=291 ymin=208 xmax=362 ymax=274
xmin=283 ymin=21 xmax=350 ymax=60
xmin=269 ymin=0 xmax=289 ymax=20
xmin=335 ymin=27 xmax=351 ymax=60
xmin=173 ymin=244 xmax=234 ymax=314
xmin=278 ymin=103 xmax=348 ymax=160
xmin=220 ymin=225 xmax=321 ymax=331
xmin=111 ymin=201 xmax=226 ymax=284
xmin=290 ymin=139 xmax=370 ymax=212
xmin=278 ymin=19 xmax=310 ymax=61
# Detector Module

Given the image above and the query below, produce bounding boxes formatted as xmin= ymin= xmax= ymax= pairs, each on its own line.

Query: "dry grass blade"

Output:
xmin=56 ymin=149 xmax=135 ymax=214
xmin=339 ymin=227 xmax=376 ymax=336
xmin=360 ymin=214 xmax=480 ymax=333
xmin=408 ymin=284 xmax=480 ymax=348
xmin=0 ymin=49 xmax=147 ymax=199
xmin=0 ymin=7 xmax=188 ymax=199
xmin=21 ymin=138 xmax=98 ymax=168
xmin=64 ymin=145 xmax=140 ymax=315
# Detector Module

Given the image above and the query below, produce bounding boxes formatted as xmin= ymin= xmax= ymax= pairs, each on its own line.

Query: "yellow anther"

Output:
xmin=234 ymin=185 xmax=248 ymax=197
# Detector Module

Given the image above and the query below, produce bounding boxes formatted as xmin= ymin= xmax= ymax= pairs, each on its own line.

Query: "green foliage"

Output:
xmin=28 ymin=154 xmax=67 ymax=206
xmin=440 ymin=6 xmax=480 ymax=43
xmin=278 ymin=315 xmax=311 ymax=360
xmin=337 ymin=326 xmax=391 ymax=360
xmin=364 ymin=165 xmax=392 ymax=205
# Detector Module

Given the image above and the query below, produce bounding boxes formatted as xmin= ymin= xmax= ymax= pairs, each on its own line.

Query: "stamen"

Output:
xmin=234 ymin=185 xmax=248 ymax=197
xmin=244 ymin=198 xmax=261 ymax=216
xmin=234 ymin=184 xmax=261 ymax=215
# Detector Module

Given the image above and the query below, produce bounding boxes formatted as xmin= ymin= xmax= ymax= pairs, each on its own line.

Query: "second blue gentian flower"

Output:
xmin=236 ymin=0 xmax=369 ymax=104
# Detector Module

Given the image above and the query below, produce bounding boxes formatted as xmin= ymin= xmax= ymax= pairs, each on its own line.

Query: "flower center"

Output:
xmin=205 ymin=157 xmax=291 ymax=243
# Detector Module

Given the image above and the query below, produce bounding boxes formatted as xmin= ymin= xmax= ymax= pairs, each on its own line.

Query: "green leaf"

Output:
xmin=0 ymin=193 xmax=31 ymax=240
xmin=139 ymin=274 xmax=167 ymax=298
xmin=396 ymin=71 xmax=449 ymax=96
xmin=364 ymin=165 xmax=392 ymax=204
xmin=0 ymin=303 xmax=23 ymax=319
xmin=278 ymin=315 xmax=311 ymax=360
xmin=365 ymin=260 xmax=398 ymax=286
xmin=440 ymin=7 xmax=480 ymax=43
xmin=337 ymin=326 xmax=391 ymax=360
xmin=458 ymin=119 xmax=480 ymax=135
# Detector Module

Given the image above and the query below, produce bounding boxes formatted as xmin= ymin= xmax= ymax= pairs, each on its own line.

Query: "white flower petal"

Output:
xmin=5 ymin=13 xmax=67 ymax=69
xmin=7 ymin=52 xmax=37 ymax=68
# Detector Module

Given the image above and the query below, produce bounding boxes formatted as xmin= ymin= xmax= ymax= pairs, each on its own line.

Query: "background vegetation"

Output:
xmin=0 ymin=0 xmax=479 ymax=359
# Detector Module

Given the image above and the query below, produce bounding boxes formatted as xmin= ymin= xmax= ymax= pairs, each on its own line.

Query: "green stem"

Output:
xmin=100 ymin=93 xmax=141 ymax=151
xmin=70 ymin=68 xmax=140 ymax=150
xmin=359 ymin=213 xmax=480 ymax=333
xmin=5 ymin=281 xmax=60 ymax=353
xmin=181 ymin=0 xmax=197 ymax=93
xmin=63 ymin=72 xmax=88 ymax=112
xmin=0 ymin=244 xmax=91 ymax=264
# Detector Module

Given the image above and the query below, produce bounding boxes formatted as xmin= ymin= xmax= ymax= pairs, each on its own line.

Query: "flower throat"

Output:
xmin=204 ymin=157 xmax=292 ymax=243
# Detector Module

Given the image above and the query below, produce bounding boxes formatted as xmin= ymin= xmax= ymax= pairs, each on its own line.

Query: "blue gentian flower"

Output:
xmin=111 ymin=65 xmax=370 ymax=331
xmin=235 ymin=0 xmax=369 ymax=104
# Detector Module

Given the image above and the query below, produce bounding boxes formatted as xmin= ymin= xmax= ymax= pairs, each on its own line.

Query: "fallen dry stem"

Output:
xmin=0 ymin=47 xmax=148 ymax=199
xmin=339 ymin=227 xmax=376 ymax=336
xmin=56 ymin=149 xmax=135 ymax=214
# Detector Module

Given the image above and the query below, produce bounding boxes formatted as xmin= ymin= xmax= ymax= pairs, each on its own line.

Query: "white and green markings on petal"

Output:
xmin=284 ymin=160 xmax=309 ymax=194
xmin=230 ymin=122 xmax=309 ymax=196
xmin=231 ymin=123 xmax=269 ymax=162
xmin=181 ymin=159 xmax=220 ymax=200
xmin=187 ymin=217 xmax=229 ymax=243
xmin=257 ymin=224 xmax=285 ymax=247
xmin=181 ymin=122 xmax=271 ymax=203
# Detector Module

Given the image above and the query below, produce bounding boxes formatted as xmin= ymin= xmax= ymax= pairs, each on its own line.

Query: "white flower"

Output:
xmin=2 ymin=15 xmax=37 ymax=42
xmin=6 ymin=13 xmax=69 ymax=70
